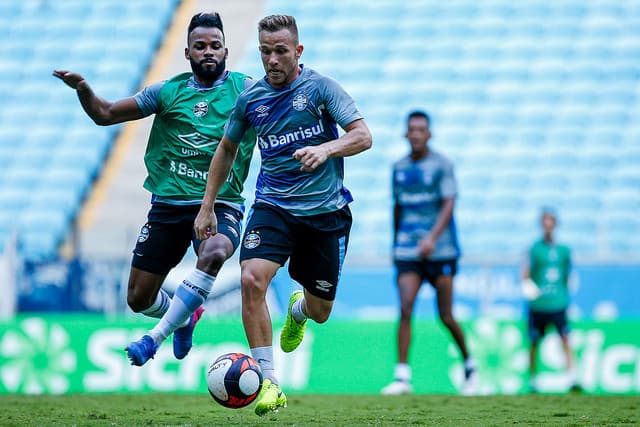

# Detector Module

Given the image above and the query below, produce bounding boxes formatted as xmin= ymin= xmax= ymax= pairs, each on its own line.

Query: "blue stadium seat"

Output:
xmin=178 ymin=0 xmax=640 ymax=258
xmin=0 ymin=187 xmax=32 ymax=214
xmin=0 ymin=0 xmax=180 ymax=262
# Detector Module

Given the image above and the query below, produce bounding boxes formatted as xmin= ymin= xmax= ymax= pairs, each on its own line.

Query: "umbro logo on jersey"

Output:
xmin=255 ymin=104 xmax=270 ymax=117
xmin=178 ymin=132 xmax=219 ymax=148
xmin=315 ymin=280 xmax=334 ymax=293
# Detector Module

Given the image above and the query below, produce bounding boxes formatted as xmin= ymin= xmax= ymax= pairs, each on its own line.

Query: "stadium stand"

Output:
xmin=237 ymin=0 xmax=640 ymax=262
xmin=0 ymin=0 xmax=180 ymax=259
xmin=1 ymin=0 xmax=638 ymax=264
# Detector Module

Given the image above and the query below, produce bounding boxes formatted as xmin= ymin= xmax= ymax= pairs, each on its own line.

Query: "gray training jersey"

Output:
xmin=225 ymin=65 xmax=363 ymax=216
xmin=393 ymin=150 xmax=461 ymax=261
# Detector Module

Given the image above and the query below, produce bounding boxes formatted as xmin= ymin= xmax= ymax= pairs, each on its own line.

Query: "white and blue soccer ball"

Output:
xmin=206 ymin=352 xmax=263 ymax=409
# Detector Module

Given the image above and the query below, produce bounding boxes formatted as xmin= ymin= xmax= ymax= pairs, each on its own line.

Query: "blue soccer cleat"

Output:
xmin=173 ymin=306 xmax=205 ymax=359
xmin=125 ymin=335 xmax=158 ymax=366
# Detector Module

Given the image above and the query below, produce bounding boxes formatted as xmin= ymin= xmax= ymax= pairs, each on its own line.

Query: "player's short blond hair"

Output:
xmin=258 ymin=14 xmax=299 ymax=45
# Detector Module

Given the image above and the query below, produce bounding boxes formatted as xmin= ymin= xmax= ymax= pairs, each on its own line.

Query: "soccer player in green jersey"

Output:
xmin=522 ymin=207 xmax=580 ymax=393
xmin=54 ymin=12 xmax=256 ymax=366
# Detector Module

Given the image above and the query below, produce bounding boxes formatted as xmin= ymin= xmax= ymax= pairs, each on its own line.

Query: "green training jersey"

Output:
xmin=141 ymin=71 xmax=256 ymax=205
xmin=528 ymin=239 xmax=571 ymax=312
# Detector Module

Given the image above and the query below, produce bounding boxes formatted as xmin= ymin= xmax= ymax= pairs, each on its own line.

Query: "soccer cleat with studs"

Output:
xmin=254 ymin=379 xmax=287 ymax=416
xmin=280 ymin=290 xmax=307 ymax=353
xmin=125 ymin=335 xmax=158 ymax=366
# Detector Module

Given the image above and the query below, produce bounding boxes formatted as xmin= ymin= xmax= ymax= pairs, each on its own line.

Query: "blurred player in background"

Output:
xmin=194 ymin=14 xmax=372 ymax=416
xmin=54 ymin=12 xmax=256 ymax=366
xmin=382 ymin=110 xmax=476 ymax=396
xmin=522 ymin=207 xmax=581 ymax=393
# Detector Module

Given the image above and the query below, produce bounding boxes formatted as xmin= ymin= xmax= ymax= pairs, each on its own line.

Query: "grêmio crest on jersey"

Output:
xmin=292 ymin=90 xmax=308 ymax=111
xmin=193 ymin=101 xmax=209 ymax=117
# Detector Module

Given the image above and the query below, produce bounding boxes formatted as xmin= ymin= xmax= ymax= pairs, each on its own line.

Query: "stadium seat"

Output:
xmin=51 ymin=0 xmax=631 ymax=262
xmin=0 ymin=0 xmax=180 ymax=260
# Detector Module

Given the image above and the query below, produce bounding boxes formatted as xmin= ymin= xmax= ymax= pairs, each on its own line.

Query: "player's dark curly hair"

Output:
xmin=258 ymin=14 xmax=299 ymax=45
xmin=407 ymin=110 xmax=431 ymax=124
xmin=188 ymin=12 xmax=224 ymax=42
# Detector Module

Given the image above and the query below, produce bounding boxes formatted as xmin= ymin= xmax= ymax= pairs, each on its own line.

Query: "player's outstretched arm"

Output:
xmin=293 ymin=118 xmax=372 ymax=172
xmin=53 ymin=70 xmax=144 ymax=126
xmin=194 ymin=137 xmax=240 ymax=240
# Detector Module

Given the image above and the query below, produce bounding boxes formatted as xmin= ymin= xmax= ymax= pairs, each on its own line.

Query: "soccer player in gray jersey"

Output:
xmin=381 ymin=110 xmax=476 ymax=396
xmin=54 ymin=13 xmax=256 ymax=366
xmin=194 ymin=15 xmax=372 ymax=416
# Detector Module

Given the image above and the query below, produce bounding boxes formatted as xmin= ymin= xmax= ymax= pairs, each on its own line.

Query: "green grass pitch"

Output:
xmin=1 ymin=393 xmax=638 ymax=426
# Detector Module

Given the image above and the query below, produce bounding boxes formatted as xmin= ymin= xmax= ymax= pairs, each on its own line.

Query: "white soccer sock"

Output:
xmin=149 ymin=269 xmax=215 ymax=343
xmin=464 ymin=357 xmax=477 ymax=371
xmin=291 ymin=297 xmax=307 ymax=323
xmin=394 ymin=363 xmax=411 ymax=382
xmin=251 ymin=346 xmax=277 ymax=385
xmin=140 ymin=288 xmax=171 ymax=318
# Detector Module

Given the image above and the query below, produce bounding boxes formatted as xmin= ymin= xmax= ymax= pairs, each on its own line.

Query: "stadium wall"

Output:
xmin=1 ymin=315 xmax=639 ymax=395
xmin=13 ymin=261 xmax=640 ymax=320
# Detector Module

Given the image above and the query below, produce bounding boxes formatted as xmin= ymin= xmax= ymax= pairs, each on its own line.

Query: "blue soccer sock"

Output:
xmin=251 ymin=346 xmax=277 ymax=385
xmin=149 ymin=269 xmax=215 ymax=343
xmin=140 ymin=288 xmax=171 ymax=319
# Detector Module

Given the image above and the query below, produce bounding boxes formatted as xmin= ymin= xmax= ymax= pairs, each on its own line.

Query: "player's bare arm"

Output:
xmin=293 ymin=118 xmax=372 ymax=172
xmin=53 ymin=70 xmax=144 ymax=125
xmin=418 ymin=197 xmax=454 ymax=257
xmin=194 ymin=136 xmax=239 ymax=240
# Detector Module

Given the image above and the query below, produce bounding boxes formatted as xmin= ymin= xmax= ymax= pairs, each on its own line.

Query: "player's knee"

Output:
xmin=197 ymin=246 xmax=229 ymax=275
xmin=240 ymin=270 xmax=268 ymax=300
xmin=400 ymin=303 xmax=414 ymax=320
xmin=127 ymin=292 xmax=151 ymax=313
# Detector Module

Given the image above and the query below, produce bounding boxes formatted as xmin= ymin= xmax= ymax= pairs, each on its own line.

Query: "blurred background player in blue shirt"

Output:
xmin=382 ymin=110 xmax=476 ymax=395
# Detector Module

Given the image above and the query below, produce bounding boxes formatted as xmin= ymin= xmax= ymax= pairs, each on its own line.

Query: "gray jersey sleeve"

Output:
xmin=439 ymin=157 xmax=457 ymax=199
xmin=319 ymin=75 xmax=363 ymax=128
xmin=133 ymin=81 xmax=165 ymax=117
xmin=224 ymin=95 xmax=251 ymax=144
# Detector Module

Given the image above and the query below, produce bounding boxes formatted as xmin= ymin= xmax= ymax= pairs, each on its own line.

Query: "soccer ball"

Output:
xmin=206 ymin=352 xmax=263 ymax=409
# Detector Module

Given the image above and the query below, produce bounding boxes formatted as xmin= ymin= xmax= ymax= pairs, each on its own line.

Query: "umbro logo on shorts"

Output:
xmin=315 ymin=280 xmax=334 ymax=293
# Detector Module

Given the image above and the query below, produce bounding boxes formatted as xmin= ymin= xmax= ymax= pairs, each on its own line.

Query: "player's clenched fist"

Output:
xmin=293 ymin=145 xmax=329 ymax=172
xmin=194 ymin=206 xmax=216 ymax=240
